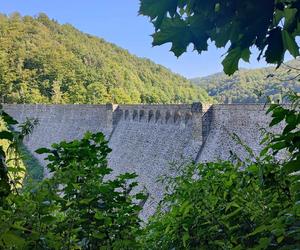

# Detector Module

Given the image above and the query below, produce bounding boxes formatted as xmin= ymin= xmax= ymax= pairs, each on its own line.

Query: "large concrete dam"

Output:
xmin=3 ymin=103 xmax=282 ymax=218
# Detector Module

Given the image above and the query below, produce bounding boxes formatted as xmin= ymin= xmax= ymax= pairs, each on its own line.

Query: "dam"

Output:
xmin=3 ymin=103 xmax=281 ymax=218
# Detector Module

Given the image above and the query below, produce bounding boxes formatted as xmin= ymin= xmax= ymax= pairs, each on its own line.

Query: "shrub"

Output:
xmin=0 ymin=129 xmax=145 ymax=249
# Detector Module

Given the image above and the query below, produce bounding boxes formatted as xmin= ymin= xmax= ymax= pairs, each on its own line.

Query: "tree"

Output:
xmin=86 ymin=82 xmax=110 ymax=104
xmin=139 ymin=0 xmax=300 ymax=75
xmin=0 ymin=13 xmax=213 ymax=105
xmin=0 ymin=120 xmax=145 ymax=249
xmin=51 ymin=80 xmax=63 ymax=104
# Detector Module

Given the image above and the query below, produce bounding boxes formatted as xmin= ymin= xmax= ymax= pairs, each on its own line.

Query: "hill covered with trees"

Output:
xmin=0 ymin=13 xmax=212 ymax=104
xmin=191 ymin=60 xmax=300 ymax=103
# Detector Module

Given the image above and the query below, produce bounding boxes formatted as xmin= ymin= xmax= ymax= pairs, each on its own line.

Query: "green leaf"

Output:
xmin=283 ymin=124 xmax=295 ymax=135
xmin=265 ymin=27 xmax=284 ymax=65
xmin=152 ymin=17 xmax=192 ymax=57
xmin=139 ymin=0 xmax=178 ymax=28
xmin=225 ymin=207 xmax=242 ymax=219
xmin=41 ymin=215 xmax=56 ymax=223
xmin=1 ymin=231 xmax=26 ymax=248
xmin=271 ymin=141 xmax=286 ymax=150
xmin=1 ymin=112 xmax=18 ymax=125
xmin=94 ymin=211 xmax=104 ymax=220
xmin=7 ymin=167 xmax=25 ymax=173
xmin=0 ymin=131 xmax=14 ymax=141
xmin=189 ymin=15 xmax=209 ymax=52
xmin=277 ymin=235 xmax=284 ymax=243
xmin=286 ymin=113 xmax=297 ymax=125
xmin=270 ymin=116 xmax=284 ymax=127
xmin=35 ymin=147 xmax=52 ymax=154
xmin=135 ymin=193 xmax=147 ymax=200
xmin=10 ymin=224 xmax=33 ymax=233
xmin=284 ymin=8 xmax=297 ymax=29
xmin=260 ymin=147 xmax=269 ymax=157
xmin=274 ymin=10 xmax=284 ymax=25
xmin=267 ymin=104 xmax=279 ymax=114
xmin=79 ymin=198 xmax=94 ymax=205
xmin=258 ymin=237 xmax=271 ymax=249
xmin=248 ymin=225 xmax=268 ymax=237
xmin=282 ymin=30 xmax=299 ymax=57
xmin=222 ymin=48 xmax=242 ymax=75
xmin=241 ymin=48 xmax=251 ymax=63
xmin=284 ymin=160 xmax=300 ymax=174
xmin=93 ymin=232 xmax=105 ymax=239
xmin=232 ymin=245 xmax=243 ymax=250
xmin=182 ymin=232 xmax=189 ymax=247
xmin=215 ymin=3 xmax=221 ymax=12
xmin=0 ymin=145 xmax=5 ymax=158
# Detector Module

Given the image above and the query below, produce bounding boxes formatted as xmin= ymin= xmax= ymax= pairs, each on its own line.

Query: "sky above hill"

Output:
xmin=0 ymin=0 xmax=293 ymax=78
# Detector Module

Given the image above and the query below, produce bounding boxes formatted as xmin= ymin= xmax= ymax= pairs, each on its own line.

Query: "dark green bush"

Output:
xmin=0 ymin=128 xmax=145 ymax=249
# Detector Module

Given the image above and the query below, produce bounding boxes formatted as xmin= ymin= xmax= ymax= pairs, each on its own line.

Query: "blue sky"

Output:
xmin=0 ymin=0 xmax=289 ymax=78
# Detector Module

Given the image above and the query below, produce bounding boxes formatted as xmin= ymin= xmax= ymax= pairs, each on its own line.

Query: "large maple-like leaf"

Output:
xmin=152 ymin=17 xmax=192 ymax=57
xmin=139 ymin=0 xmax=178 ymax=28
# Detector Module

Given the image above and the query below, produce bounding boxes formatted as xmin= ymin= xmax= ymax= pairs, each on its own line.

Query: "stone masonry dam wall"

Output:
xmin=2 ymin=103 xmax=282 ymax=219
xmin=3 ymin=104 xmax=114 ymax=176
xmin=197 ymin=104 xmax=284 ymax=162
xmin=109 ymin=103 xmax=203 ymax=217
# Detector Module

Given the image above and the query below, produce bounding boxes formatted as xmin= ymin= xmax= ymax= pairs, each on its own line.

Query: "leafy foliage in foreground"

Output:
xmin=141 ymin=93 xmax=300 ymax=249
xmin=140 ymin=0 xmax=300 ymax=75
xmin=0 ymin=128 xmax=145 ymax=249
xmin=0 ymin=117 xmax=43 ymax=185
xmin=0 ymin=13 xmax=212 ymax=104
xmin=191 ymin=60 xmax=300 ymax=103
xmin=142 ymin=161 xmax=298 ymax=249
xmin=0 ymin=108 xmax=40 ymax=200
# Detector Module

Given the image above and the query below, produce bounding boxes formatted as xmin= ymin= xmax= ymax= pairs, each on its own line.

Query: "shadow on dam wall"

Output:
xmin=3 ymin=103 xmax=281 ymax=219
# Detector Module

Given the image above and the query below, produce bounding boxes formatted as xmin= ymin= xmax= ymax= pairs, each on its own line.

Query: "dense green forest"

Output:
xmin=0 ymin=13 xmax=212 ymax=104
xmin=191 ymin=60 xmax=300 ymax=103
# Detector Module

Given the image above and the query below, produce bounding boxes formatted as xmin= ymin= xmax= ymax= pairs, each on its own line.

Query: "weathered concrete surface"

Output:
xmin=108 ymin=104 xmax=202 ymax=218
xmin=3 ymin=104 xmax=113 ymax=176
xmin=197 ymin=104 xmax=283 ymax=162
xmin=2 ymin=103 xmax=284 ymax=219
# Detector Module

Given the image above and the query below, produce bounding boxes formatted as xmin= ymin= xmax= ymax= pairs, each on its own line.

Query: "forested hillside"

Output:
xmin=0 ymin=13 xmax=212 ymax=104
xmin=191 ymin=60 xmax=300 ymax=103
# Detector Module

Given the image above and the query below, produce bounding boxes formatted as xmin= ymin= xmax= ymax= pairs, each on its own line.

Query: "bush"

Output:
xmin=0 ymin=130 xmax=145 ymax=249
xmin=141 ymin=160 xmax=298 ymax=249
